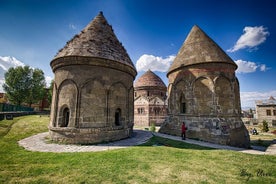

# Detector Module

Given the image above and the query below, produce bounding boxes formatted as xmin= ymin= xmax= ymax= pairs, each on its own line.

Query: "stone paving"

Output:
xmin=18 ymin=130 xmax=153 ymax=153
xmin=19 ymin=130 xmax=276 ymax=155
xmin=153 ymin=132 xmax=276 ymax=155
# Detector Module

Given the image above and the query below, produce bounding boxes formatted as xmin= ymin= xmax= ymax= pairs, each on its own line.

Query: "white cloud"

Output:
xmin=0 ymin=79 xmax=5 ymax=92
xmin=259 ymin=64 xmax=268 ymax=72
xmin=45 ymin=76 xmax=53 ymax=87
xmin=0 ymin=56 xmax=25 ymax=70
xmin=235 ymin=59 xmax=268 ymax=73
xmin=136 ymin=54 xmax=175 ymax=72
xmin=240 ymin=91 xmax=276 ymax=108
xmin=0 ymin=56 xmax=26 ymax=92
xmin=228 ymin=26 xmax=269 ymax=52
xmin=69 ymin=23 xmax=77 ymax=30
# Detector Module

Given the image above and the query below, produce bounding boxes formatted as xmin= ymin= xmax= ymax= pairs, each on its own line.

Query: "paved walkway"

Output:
xmin=19 ymin=130 xmax=276 ymax=155
xmin=153 ymin=132 xmax=276 ymax=155
xmin=18 ymin=130 xmax=153 ymax=152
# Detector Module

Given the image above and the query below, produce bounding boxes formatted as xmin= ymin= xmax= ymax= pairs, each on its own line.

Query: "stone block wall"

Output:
xmin=49 ymin=57 xmax=136 ymax=144
xmin=160 ymin=63 xmax=250 ymax=148
xmin=160 ymin=114 xmax=250 ymax=148
xmin=256 ymin=105 xmax=276 ymax=126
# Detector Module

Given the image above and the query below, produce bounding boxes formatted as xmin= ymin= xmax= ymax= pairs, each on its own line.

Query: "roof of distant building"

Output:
xmin=134 ymin=70 xmax=166 ymax=88
xmin=255 ymin=96 xmax=276 ymax=106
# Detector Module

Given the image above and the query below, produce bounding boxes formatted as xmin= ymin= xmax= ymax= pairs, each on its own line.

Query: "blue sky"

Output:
xmin=0 ymin=0 xmax=275 ymax=108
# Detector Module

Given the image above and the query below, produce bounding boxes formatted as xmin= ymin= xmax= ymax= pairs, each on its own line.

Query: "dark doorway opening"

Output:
xmin=115 ymin=108 xmax=121 ymax=126
xmin=180 ymin=102 xmax=186 ymax=113
xmin=180 ymin=95 xmax=186 ymax=114
xmin=61 ymin=107 xmax=70 ymax=127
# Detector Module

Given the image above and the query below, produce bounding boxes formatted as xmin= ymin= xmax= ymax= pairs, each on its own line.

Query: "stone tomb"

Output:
xmin=49 ymin=12 xmax=137 ymax=144
xmin=159 ymin=25 xmax=250 ymax=148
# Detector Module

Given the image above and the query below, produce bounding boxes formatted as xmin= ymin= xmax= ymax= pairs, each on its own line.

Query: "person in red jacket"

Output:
xmin=181 ymin=122 xmax=187 ymax=140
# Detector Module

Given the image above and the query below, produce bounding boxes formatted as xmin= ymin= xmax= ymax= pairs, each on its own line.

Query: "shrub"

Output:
xmin=150 ymin=122 xmax=156 ymax=132
xmin=262 ymin=120 xmax=269 ymax=132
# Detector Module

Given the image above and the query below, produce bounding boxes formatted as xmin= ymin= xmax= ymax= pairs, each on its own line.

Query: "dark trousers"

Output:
xmin=181 ymin=132 xmax=186 ymax=140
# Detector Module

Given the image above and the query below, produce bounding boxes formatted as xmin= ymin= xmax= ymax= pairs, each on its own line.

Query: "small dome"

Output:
xmin=134 ymin=70 xmax=166 ymax=88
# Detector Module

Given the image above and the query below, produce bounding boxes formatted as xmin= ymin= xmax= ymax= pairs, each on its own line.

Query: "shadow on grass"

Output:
xmin=0 ymin=119 xmax=18 ymax=138
xmin=139 ymin=136 xmax=214 ymax=150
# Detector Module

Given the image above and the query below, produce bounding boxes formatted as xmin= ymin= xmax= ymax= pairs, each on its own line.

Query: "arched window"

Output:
xmin=61 ymin=107 xmax=70 ymax=127
xmin=180 ymin=95 xmax=186 ymax=114
xmin=115 ymin=108 xmax=121 ymax=126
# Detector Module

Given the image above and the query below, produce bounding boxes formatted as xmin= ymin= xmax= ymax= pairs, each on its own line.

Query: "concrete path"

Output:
xmin=18 ymin=130 xmax=276 ymax=155
xmin=153 ymin=132 xmax=276 ymax=155
xmin=18 ymin=130 xmax=153 ymax=153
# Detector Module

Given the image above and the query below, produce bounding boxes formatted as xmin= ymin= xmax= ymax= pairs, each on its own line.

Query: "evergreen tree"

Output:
xmin=262 ymin=120 xmax=269 ymax=132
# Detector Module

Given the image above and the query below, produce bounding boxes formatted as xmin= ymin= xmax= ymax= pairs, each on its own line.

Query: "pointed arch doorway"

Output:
xmin=115 ymin=108 xmax=121 ymax=126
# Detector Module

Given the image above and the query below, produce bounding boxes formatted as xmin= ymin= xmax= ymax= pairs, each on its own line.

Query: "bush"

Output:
xmin=150 ymin=123 xmax=156 ymax=132
xmin=262 ymin=120 xmax=269 ymax=132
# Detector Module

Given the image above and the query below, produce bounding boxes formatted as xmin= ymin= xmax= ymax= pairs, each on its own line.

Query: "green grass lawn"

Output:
xmin=0 ymin=116 xmax=276 ymax=184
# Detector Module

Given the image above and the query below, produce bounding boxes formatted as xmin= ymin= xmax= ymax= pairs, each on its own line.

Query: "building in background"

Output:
xmin=134 ymin=70 xmax=167 ymax=126
xmin=255 ymin=96 xmax=276 ymax=127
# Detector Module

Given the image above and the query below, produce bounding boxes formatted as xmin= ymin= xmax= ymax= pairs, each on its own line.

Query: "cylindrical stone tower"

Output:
xmin=159 ymin=25 xmax=250 ymax=148
xmin=49 ymin=12 xmax=137 ymax=144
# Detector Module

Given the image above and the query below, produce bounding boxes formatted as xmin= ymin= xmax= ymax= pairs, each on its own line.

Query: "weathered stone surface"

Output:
xmin=168 ymin=25 xmax=237 ymax=74
xmin=54 ymin=12 xmax=134 ymax=68
xmin=49 ymin=12 xmax=137 ymax=144
xmin=159 ymin=25 xmax=250 ymax=148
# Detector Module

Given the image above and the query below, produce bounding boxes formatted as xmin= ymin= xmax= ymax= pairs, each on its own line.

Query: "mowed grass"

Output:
xmin=0 ymin=116 xmax=275 ymax=184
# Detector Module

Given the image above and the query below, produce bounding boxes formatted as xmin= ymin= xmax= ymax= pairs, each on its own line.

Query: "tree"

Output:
xmin=262 ymin=120 xmax=269 ymax=132
xmin=25 ymin=68 xmax=46 ymax=107
xmin=3 ymin=66 xmax=46 ymax=106
xmin=3 ymin=66 xmax=31 ymax=105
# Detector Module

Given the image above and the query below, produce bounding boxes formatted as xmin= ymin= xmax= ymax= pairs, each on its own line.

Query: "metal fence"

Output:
xmin=0 ymin=103 xmax=34 ymax=112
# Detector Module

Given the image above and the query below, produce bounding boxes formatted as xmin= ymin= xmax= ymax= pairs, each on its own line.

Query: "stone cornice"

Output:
xmin=50 ymin=56 xmax=137 ymax=78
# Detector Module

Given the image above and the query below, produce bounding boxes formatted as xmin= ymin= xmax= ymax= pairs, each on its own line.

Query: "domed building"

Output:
xmin=49 ymin=12 xmax=137 ymax=144
xmin=134 ymin=70 xmax=167 ymax=126
xmin=159 ymin=25 xmax=250 ymax=148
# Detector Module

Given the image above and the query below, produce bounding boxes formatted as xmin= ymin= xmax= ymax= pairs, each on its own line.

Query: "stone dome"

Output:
xmin=168 ymin=25 xmax=237 ymax=75
xmin=134 ymin=70 xmax=166 ymax=89
xmin=51 ymin=11 xmax=136 ymax=77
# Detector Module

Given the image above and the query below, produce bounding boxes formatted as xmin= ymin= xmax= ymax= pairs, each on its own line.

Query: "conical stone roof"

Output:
xmin=53 ymin=11 xmax=135 ymax=69
xmin=134 ymin=70 xmax=166 ymax=88
xmin=168 ymin=25 xmax=237 ymax=74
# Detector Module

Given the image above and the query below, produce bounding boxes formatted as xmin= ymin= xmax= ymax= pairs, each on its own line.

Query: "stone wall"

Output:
xmin=49 ymin=126 xmax=131 ymax=144
xmin=256 ymin=105 xmax=276 ymax=126
xmin=49 ymin=57 xmax=135 ymax=144
xmin=160 ymin=115 xmax=249 ymax=147
xmin=160 ymin=63 xmax=250 ymax=148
